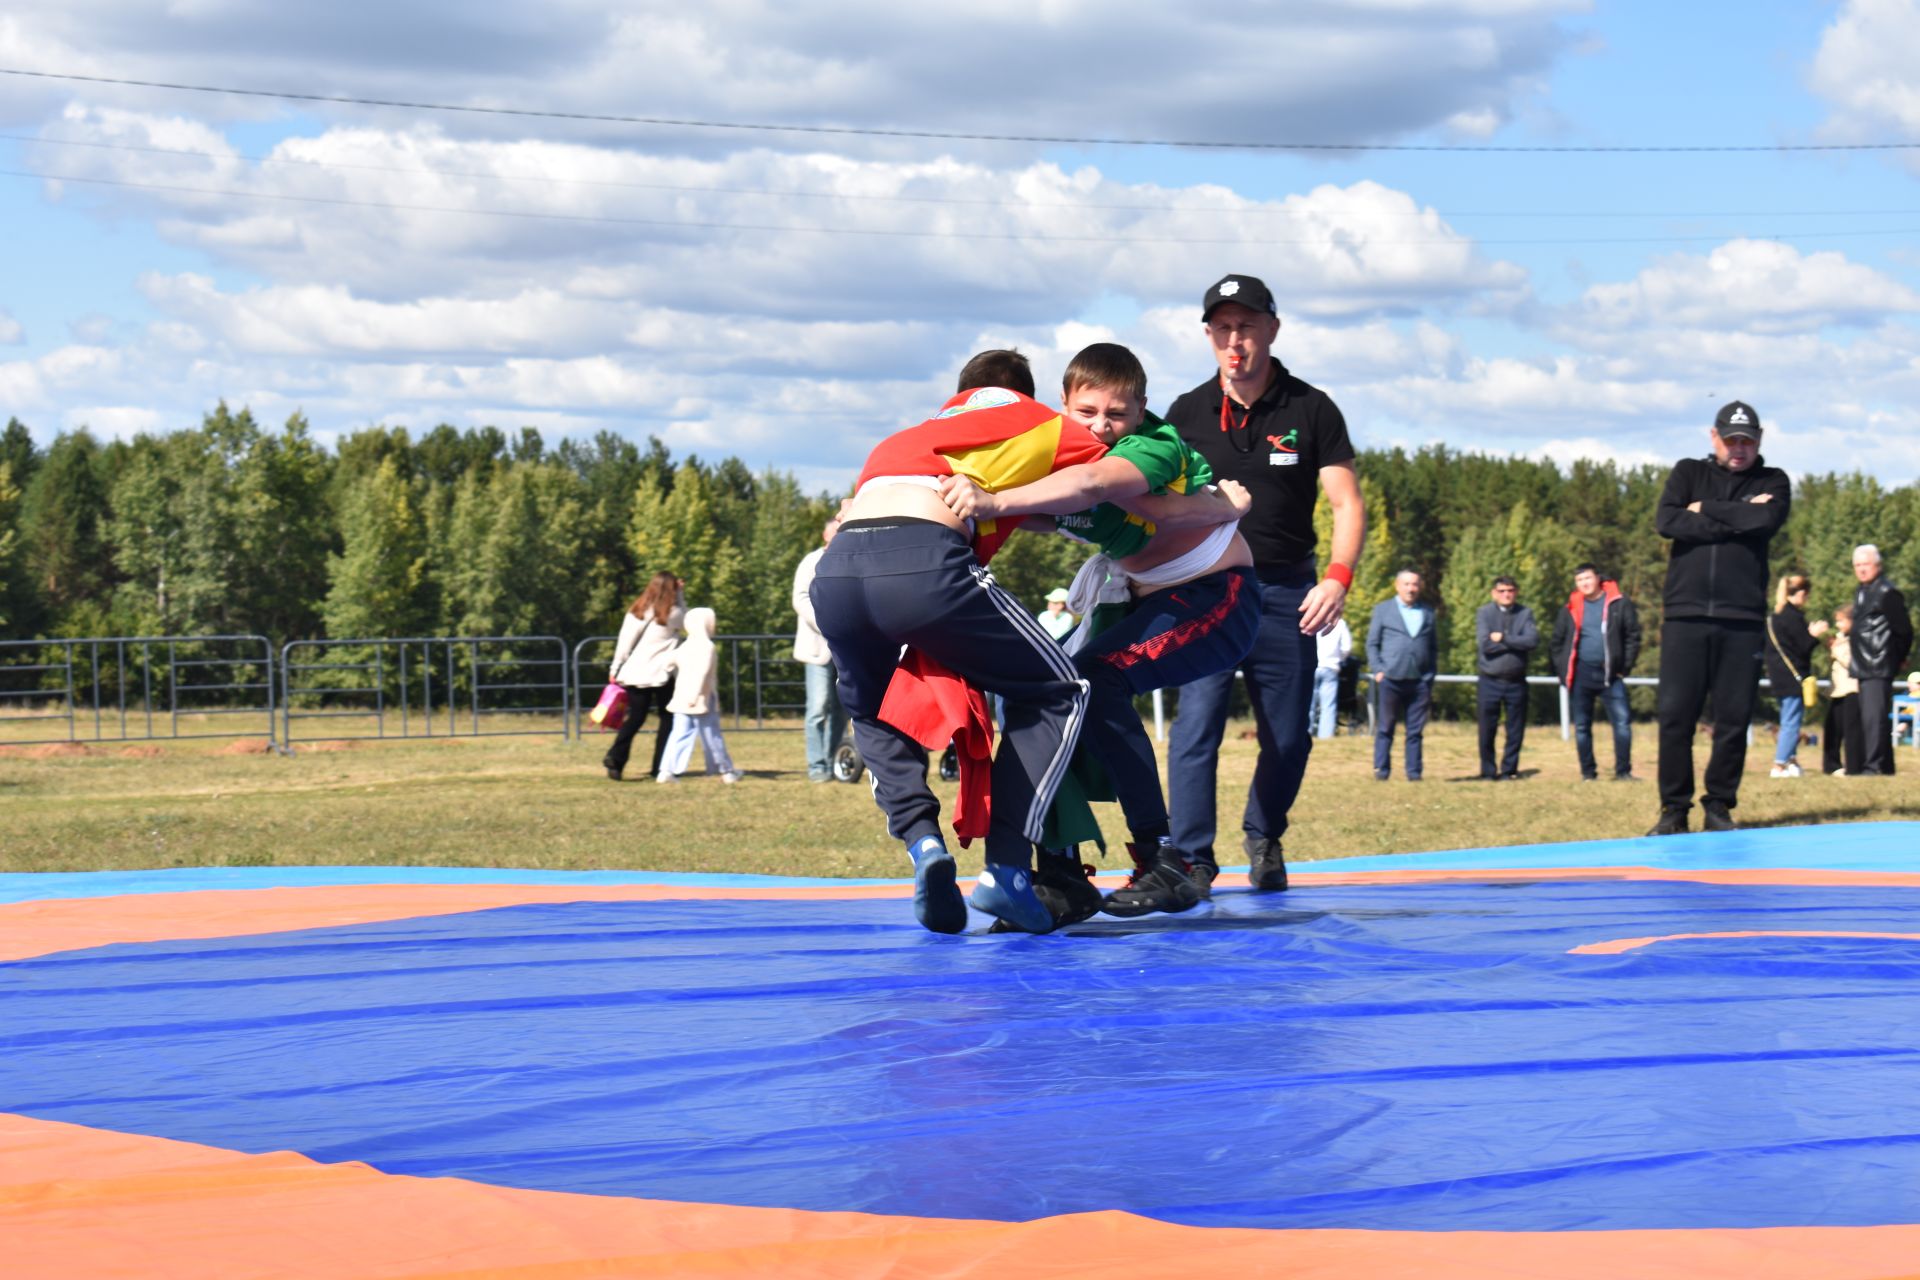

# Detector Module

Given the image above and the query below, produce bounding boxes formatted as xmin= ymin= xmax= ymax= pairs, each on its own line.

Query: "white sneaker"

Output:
xmin=721 ymin=771 xmax=743 ymax=784
xmin=655 ymin=773 xmax=677 ymax=784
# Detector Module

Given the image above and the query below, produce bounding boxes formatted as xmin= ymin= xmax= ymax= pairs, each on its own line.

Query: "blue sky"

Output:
xmin=3 ymin=0 xmax=1919 ymax=488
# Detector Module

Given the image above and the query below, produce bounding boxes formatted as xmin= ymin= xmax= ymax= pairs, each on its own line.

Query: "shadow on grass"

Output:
xmin=1441 ymin=768 xmax=1544 ymax=784
xmin=1739 ymin=804 xmax=1920 ymax=829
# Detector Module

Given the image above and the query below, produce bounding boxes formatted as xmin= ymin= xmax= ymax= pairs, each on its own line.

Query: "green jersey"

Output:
xmin=1053 ymin=412 xmax=1215 ymax=559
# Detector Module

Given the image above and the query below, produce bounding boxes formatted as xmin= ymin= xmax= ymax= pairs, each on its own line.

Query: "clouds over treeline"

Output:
xmin=3 ymin=1 xmax=1920 ymax=482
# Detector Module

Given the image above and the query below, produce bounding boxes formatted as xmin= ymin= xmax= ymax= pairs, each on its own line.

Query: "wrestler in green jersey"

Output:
xmin=1051 ymin=411 xmax=1214 ymax=557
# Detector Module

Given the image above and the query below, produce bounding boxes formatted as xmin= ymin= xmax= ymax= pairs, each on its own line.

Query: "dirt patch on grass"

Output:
xmin=15 ymin=742 xmax=95 ymax=759
xmin=116 ymin=745 xmax=164 ymax=758
xmin=300 ymin=740 xmax=364 ymax=753
xmin=217 ymin=739 xmax=275 ymax=755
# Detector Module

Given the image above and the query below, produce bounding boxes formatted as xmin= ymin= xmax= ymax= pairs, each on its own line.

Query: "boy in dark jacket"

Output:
xmin=1647 ymin=401 xmax=1791 ymax=834
xmin=1549 ymin=564 xmax=1643 ymax=781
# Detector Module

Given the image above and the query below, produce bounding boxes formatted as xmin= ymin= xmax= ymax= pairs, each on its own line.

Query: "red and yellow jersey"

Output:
xmin=856 ymin=387 xmax=1107 ymax=561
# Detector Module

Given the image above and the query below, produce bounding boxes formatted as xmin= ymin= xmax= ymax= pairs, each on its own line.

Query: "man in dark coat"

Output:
xmin=1851 ymin=544 xmax=1915 ymax=776
xmin=1475 ymin=576 xmax=1538 ymax=779
xmin=1647 ymin=401 xmax=1791 ymax=834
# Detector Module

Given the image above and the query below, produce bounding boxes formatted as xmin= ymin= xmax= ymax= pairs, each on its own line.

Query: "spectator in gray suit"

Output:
xmin=1476 ymin=575 xmax=1539 ymax=780
xmin=1367 ymin=569 xmax=1438 ymax=781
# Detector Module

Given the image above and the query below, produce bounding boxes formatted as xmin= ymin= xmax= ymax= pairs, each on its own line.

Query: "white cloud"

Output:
xmin=1810 ymin=0 xmax=1920 ymax=147
xmin=0 ymin=309 xmax=22 ymax=345
xmin=1572 ymin=240 xmax=1920 ymax=335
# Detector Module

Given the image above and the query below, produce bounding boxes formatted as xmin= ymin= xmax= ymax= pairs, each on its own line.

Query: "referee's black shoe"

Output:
xmin=1701 ymin=800 xmax=1737 ymax=832
xmin=1102 ymin=842 xmax=1201 ymax=917
xmin=1246 ymin=835 xmax=1290 ymax=892
xmin=1646 ymin=807 xmax=1689 ymax=837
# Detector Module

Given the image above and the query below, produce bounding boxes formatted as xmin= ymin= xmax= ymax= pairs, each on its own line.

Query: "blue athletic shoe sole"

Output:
xmin=968 ymin=864 xmax=1054 ymax=934
xmin=913 ymin=853 xmax=967 ymax=934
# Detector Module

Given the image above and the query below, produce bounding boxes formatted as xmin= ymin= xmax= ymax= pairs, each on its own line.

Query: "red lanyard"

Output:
xmin=1220 ymin=394 xmax=1252 ymax=434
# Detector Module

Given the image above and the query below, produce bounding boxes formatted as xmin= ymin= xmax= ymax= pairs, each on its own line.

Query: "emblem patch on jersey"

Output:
xmin=937 ymin=387 xmax=1021 ymax=418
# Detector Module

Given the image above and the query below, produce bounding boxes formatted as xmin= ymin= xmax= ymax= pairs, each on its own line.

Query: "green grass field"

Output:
xmin=3 ymin=716 xmax=1916 ymax=877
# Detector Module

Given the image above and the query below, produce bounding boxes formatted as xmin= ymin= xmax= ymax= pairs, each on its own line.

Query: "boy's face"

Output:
xmin=1065 ymin=383 xmax=1144 ymax=446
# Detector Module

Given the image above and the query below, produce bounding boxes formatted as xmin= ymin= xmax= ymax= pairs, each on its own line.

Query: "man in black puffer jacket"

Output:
xmin=1647 ymin=401 xmax=1792 ymax=835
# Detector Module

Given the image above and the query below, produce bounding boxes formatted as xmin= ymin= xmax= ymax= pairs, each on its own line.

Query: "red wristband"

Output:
xmin=1324 ymin=562 xmax=1353 ymax=590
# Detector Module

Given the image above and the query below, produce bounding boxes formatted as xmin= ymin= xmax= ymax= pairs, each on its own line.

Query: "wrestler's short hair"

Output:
xmin=1061 ymin=342 xmax=1147 ymax=405
xmin=956 ymin=349 xmax=1035 ymax=397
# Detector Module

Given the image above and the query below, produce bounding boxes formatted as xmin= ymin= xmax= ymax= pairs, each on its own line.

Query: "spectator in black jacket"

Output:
xmin=1548 ymin=564 xmax=1642 ymax=782
xmin=1648 ymin=402 xmax=1791 ymax=835
xmin=1475 ymin=576 xmax=1538 ymax=780
xmin=1851 ymin=544 xmax=1914 ymax=775
xmin=1763 ymin=574 xmax=1826 ymax=778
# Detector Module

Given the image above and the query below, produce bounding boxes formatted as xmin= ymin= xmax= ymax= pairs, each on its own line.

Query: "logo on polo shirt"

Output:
xmin=1266 ymin=428 xmax=1299 ymax=464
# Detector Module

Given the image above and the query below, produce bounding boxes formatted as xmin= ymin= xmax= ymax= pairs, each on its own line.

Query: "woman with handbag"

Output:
xmin=602 ymin=571 xmax=684 ymax=781
xmin=1765 ymin=574 xmax=1827 ymax=778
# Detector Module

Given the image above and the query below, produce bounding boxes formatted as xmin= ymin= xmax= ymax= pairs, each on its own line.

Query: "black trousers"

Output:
xmin=1656 ymin=617 xmax=1764 ymax=811
xmin=1857 ymin=678 xmax=1898 ymax=776
xmin=1476 ymin=676 xmax=1527 ymax=777
xmin=1822 ymin=694 xmax=1865 ymax=775
xmin=604 ymin=680 xmax=674 ymax=777
xmin=809 ymin=519 xmax=1087 ymax=868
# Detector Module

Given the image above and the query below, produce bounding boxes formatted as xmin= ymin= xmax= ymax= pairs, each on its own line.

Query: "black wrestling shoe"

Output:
xmin=1102 ymin=842 xmax=1201 ymax=918
xmin=1701 ymin=800 xmax=1737 ymax=832
xmin=1034 ymin=852 xmax=1105 ymax=927
xmin=1188 ymin=861 xmax=1217 ymax=900
xmin=1646 ymin=807 xmax=1688 ymax=837
xmin=1246 ymin=836 xmax=1290 ymax=892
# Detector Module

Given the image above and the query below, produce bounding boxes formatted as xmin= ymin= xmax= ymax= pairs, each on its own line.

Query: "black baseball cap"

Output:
xmin=1202 ymin=274 xmax=1277 ymax=321
xmin=1714 ymin=401 xmax=1762 ymax=439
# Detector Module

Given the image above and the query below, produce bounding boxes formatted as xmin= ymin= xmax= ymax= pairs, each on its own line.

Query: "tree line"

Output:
xmin=3 ymin=408 xmax=1916 ymax=695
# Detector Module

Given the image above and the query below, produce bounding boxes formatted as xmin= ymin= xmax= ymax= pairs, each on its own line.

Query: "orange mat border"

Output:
xmin=8 ymin=1113 xmax=1920 ymax=1280
xmin=7 ymin=865 xmax=1920 ymax=964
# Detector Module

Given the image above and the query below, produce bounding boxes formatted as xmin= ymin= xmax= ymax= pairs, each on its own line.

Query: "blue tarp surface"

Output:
xmin=7 ymin=870 xmax=1920 ymax=1230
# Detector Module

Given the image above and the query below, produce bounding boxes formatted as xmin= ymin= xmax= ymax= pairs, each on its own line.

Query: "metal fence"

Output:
xmin=571 ymin=633 xmax=804 ymax=736
xmin=279 ymin=636 xmax=570 ymax=751
xmin=0 ymin=635 xmax=275 ymax=747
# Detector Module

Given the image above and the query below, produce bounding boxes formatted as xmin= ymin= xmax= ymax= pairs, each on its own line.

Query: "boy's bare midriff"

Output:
xmin=1117 ymin=523 xmax=1253 ymax=594
xmin=842 ymin=481 xmax=970 ymax=534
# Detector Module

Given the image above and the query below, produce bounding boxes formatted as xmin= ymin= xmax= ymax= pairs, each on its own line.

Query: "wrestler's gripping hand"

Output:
xmin=939 ymin=474 xmax=999 ymax=520
xmin=1216 ymin=479 xmax=1253 ymax=519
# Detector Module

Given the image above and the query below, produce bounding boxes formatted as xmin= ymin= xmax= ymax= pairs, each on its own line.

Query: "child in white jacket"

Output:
xmin=656 ymin=607 xmax=742 ymax=783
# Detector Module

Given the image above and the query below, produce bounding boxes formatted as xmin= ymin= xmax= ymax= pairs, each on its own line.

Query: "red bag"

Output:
xmin=590 ymin=683 xmax=629 ymax=731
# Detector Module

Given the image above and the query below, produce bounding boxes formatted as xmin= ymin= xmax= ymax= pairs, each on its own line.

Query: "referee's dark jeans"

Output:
xmin=1857 ymin=678 xmax=1898 ymax=776
xmin=1476 ymin=675 xmax=1527 ymax=777
xmin=1168 ymin=562 xmax=1317 ymax=868
xmin=809 ymin=518 xmax=1088 ymax=868
xmin=1656 ymin=616 xmax=1764 ymax=811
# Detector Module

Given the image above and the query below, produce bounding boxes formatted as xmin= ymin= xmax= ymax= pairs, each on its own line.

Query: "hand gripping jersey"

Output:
xmin=857 ymin=387 xmax=1108 ymax=562
xmin=1052 ymin=412 xmax=1213 ymax=559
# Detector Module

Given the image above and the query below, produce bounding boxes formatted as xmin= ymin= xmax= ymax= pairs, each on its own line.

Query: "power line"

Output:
xmin=10 ymin=165 xmax=1920 ymax=248
xmin=4 ymin=66 xmax=1917 ymax=154
xmin=11 ymin=132 xmax=1920 ymax=223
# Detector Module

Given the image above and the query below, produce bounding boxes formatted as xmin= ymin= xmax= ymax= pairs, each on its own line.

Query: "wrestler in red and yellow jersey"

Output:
xmin=856 ymin=386 xmax=1107 ymax=562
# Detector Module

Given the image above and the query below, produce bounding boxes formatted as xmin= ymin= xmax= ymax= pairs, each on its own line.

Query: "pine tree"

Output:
xmin=0 ymin=461 xmax=19 ymax=631
xmin=324 ymin=457 xmax=429 ymax=640
xmin=20 ymin=429 xmax=110 ymax=631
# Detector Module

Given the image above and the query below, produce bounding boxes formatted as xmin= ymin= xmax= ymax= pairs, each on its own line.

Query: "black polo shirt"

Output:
xmin=1164 ymin=357 xmax=1355 ymax=570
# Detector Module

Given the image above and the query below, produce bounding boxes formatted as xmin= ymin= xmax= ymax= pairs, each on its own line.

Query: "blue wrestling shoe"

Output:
xmin=969 ymin=861 xmax=1054 ymax=934
xmin=908 ymin=836 xmax=967 ymax=935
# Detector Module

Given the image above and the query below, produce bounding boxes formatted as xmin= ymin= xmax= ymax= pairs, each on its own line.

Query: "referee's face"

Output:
xmin=1206 ymin=303 xmax=1280 ymax=384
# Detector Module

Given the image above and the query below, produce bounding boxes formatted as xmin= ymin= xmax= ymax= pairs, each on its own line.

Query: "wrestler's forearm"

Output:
xmin=1114 ymin=486 xmax=1239 ymax=530
xmin=977 ymin=457 xmax=1147 ymax=517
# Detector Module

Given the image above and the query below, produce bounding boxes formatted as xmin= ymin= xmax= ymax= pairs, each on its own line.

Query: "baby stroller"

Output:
xmin=833 ymin=740 xmax=960 ymax=784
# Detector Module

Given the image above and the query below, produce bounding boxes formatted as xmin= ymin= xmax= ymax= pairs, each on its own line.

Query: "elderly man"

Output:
xmin=1163 ymin=273 xmax=1365 ymax=892
xmin=1851 ymin=544 xmax=1914 ymax=776
xmin=1367 ymin=569 xmax=1438 ymax=782
xmin=1647 ymin=401 xmax=1791 ymax=835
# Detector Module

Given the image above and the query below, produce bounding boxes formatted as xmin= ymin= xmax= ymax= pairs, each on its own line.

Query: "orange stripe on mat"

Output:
xmin=1572 ymin=929 xmax=1920 ymax=955
xmin=5 ymin=1113 xmax=1919 ymax=1280
xmin=8 ymin=867 xmax=1920 ymax=964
